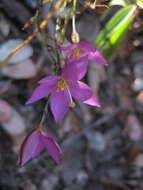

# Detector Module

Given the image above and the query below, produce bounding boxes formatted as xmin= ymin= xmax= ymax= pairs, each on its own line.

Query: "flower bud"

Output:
xmin=71 ymin=31 xmax=80 ymax=43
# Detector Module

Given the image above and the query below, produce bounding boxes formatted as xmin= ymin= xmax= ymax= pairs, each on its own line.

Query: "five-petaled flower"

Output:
xmin=26 ymin=63 xmax=100 ymax=122
xmin=18 ymin=128 xmax=62 ymax=166
xmin=59 ymin=40 xmax=107 ymax=66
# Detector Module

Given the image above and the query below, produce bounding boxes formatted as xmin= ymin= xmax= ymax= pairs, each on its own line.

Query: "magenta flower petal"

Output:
xmin=65 ymin=55 xmax=88 ymax=63
xmin=65 ymin=55 xmax=88 ymax=68
xmin=69 ymin=81 xmax=92 ymax=101
xmin=32 ymin=137 xmax=45 ymax=158
xmin=89 ymin=50 xmax=107 ymax=65
xmin=50 ymin=90 xmax=70 ymax=122
xmin=84 ymin=92 xmax=101 ymax=107
xmin=26 ymin=84 xmax=55 ymax=104
xmin=41 ymin=132 xmax=62 ymax=164
xmin=62 ymin=60 xmax=88 ymax=81
xmin=60 ymin=41 xmax=95 ymax=52
xmin=38 ymin=76 xmax=60 ymax=84
xmin=18 ymin=130 xmax=42 ymax=165
xmin=78 ymin=41 xmax=96 ymax=52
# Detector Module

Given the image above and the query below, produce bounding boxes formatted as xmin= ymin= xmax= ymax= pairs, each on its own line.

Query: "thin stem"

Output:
xmin=72 ymin=13 xmax=76 ymax=33
xmin=60 ymin=8 xmax=73 ymax=44
xmin=54 ymin=39 xmax=61 ymax=74
xmin=73 ymin=0 xmax=77 ymax=12
xmin=72 ymin=0 xmax=77 ymax=33
xmin=71 ymin=0 xmax=80 ymax=43
xmin=39 ymin=101 xmax=49 ymax=127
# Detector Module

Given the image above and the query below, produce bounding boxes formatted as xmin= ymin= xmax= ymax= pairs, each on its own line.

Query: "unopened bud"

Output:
xmin=71 ymin=32 xmax=80 ymax=43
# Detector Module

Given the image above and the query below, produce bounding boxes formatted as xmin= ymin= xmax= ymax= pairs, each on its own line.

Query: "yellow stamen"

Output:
xmin=69 ymin=101 xmax=76 ymax=107
xmin=56 ymin=78 xmax=69 ymax=92
xmin=71 ymin=47 xmax=81 ymax=59
xmin=37 ymin=125 xmax=43 ymax=132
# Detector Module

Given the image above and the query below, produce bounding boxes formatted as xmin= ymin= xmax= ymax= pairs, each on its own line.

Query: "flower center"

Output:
xmin=56 ymin=78 xmax=76 ymax=108
xmin=56 ymin=78 xmax=69 ymax=92
xmin=37 ymin=125 xmax=43 ymax=132
xmin=71 ymin=47 xmax=81 ymax=59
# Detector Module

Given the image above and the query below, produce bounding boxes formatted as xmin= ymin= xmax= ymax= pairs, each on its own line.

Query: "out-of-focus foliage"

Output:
xmin=136 ymin=0 xmax=143 ymax=9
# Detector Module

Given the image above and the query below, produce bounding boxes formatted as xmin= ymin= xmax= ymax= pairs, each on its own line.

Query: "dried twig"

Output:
xmin=0 ymin=0 xmax=64 ymax=69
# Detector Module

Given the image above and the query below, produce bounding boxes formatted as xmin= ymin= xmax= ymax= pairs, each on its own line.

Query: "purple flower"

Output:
xmin=26 ymin=63 xmax=100 ymax=122
xmin=59 ymin=40 xmax=107 ymax=66
xmin=18 ymin=129 xmax=62 ymax=166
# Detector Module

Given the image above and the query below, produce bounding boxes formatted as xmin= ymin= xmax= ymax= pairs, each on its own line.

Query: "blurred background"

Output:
xmin=0 ymin=0 xmax=143 ymax=190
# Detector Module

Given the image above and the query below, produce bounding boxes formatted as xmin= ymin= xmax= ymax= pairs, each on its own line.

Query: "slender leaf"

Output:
xmin=95 ymin=5 xmax=137 ymax=58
